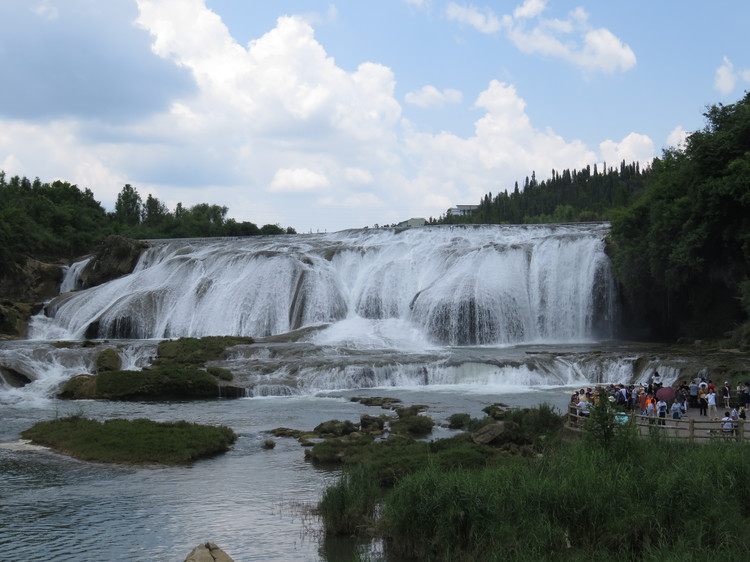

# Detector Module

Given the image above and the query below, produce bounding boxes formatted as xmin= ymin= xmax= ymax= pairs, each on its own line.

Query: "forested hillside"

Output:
xmin=436 ymin=161 xmax=650 ymax=225
xmin=610 ymin=92 xmax=750 ymax=343
xmin=0 ymin=178 xmax=295 ymax=270
xmin=439 ymin=92 xmax=750 ymax=345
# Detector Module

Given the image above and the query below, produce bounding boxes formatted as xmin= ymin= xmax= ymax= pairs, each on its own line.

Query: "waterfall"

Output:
xmin=59 ymin=257 xmax=92 ymax=293
xmin=28 ymin=224 xmax=617 ymax=345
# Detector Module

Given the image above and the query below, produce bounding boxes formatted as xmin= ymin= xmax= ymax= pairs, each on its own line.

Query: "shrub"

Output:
xmin=448 ymin=413 xmax=471 ymax=429
xmin=389 ymin=415 xmax=434 ymax=436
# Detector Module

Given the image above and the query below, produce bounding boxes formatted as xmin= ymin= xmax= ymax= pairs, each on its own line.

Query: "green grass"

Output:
xmin=383 ymin=438 xmax=750 ymax=560
xmin=21 ymin=415 xmax=237 ymax=465
xmin=316 ymin=404 xmax=750 ymax=560
xmin=155 ymin=336 xmax=253 ymax=366
xmin=318 ymin=464 xmax=381 ymax=536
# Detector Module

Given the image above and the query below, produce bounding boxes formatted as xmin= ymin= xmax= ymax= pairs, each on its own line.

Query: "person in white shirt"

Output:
xmin=707 ymin=390 xmax=718 ymax=418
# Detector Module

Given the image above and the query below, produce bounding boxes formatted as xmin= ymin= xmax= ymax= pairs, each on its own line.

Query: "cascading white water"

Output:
xmin=29 ymin=224 xmax=617 ymax=345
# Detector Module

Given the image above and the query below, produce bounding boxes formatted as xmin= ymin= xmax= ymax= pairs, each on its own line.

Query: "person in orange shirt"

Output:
xmin=638 ymin=389 xmax=648 ymax=415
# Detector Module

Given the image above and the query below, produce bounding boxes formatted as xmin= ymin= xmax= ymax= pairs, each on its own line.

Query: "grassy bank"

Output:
xmin=21 ymin=415 xmax=237 ymax=464
xmin=318 ymin=404 xmax=750 ymax=560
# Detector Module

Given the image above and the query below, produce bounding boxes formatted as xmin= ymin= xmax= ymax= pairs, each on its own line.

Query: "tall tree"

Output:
xmin=114 ymin=184 xmax=142 ymax=226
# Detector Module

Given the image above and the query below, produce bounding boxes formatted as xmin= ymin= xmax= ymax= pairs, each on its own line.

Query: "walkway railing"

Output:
xmin=566 ymin=408 xmax=748 ymax=443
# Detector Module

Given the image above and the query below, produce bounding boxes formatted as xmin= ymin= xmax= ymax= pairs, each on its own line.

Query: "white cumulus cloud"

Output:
xmin=405 ymin=85 xmax=463 ymax=108
xmin=445 ymin=3 xmax=502 ymax=34
xmin=599 ymin=133 xmax=654 ymax=168
xmin=269 ymin=168 xmax=330 ymax=193
xmin=667 ymin=126 xmax=688 ymax=151
xmin=715 ymin=56 xmax=737 ymax=94
xmin=447 ymin=1 xmax=635 ymax=74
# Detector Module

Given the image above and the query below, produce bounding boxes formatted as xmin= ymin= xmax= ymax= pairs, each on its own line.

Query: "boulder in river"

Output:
xmin=184 ymin=542 xmax=234 ymax=562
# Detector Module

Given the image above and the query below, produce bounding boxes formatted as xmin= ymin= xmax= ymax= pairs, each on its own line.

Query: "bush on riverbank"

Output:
xmin=21 ymin=415 xmax=237 ymax=464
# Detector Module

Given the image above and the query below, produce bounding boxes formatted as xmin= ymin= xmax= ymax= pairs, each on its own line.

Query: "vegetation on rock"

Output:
xmin=95 ymin=348 xmax=122 ymax=372
xmin=59 ymin=336 xmax=252 ymax=400
xmin=21 ymin=415 xmax=237 ymax=464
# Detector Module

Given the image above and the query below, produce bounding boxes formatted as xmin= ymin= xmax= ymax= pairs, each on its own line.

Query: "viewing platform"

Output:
xmin=567 ymin=407 xmax=748 ymax=443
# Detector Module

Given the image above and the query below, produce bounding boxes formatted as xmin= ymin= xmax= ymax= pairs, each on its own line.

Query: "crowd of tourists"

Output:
xmin=569 ymin=373 xmax=750 ymax=434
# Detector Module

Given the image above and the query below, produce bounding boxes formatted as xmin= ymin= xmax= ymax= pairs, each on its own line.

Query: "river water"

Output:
xmin=2 ymin=225 xmax=747 ymax=560
xmin=0 ymin=375 xmax=577 ymax=561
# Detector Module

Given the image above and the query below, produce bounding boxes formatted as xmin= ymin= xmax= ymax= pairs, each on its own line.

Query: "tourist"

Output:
xmin=707 ymin=389 xmax=718 ymax=418
xmin=670 ymin=399 xmax=683 ymax=420
xmin=721 ymin=412 xmax=735 ymax=437
xmin=743 ymin=382 xmax=750 ymax=409
xmin=646 ymin=395 xmax=656 ymax=423
xmin=736 ymin=382 xmax=744 ymax=407
xmin=689 ymin=380 xmax=699 ymax=408
xmin=730 ymin=407 xmax=740 ymax=436
xmin=698 ymin=390 xmax=708 ymax=416
xmin=676 ymin=385 xmax=688 ymax=413
xmin=656 ymin=397 xmax=668 ymax=426
xmin=652 ymin=371 xmax=662 ymax=388
xmin=722 ymin=382 xmax=731 ymax=408
xmin=638 ymin=389 xmax=648 ymax=415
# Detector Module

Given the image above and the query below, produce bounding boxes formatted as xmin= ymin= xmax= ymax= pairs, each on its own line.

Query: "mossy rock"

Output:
xmin=389 ymin=415 xmax=434 ymax=436
xmin=482 ymin=403 xmax=509 ymax=420
xmin=360 ymin=414 xmax=388 ymax=434
xmin=206 ymin=366 xmax=233 ymax=381
xmin=395 ymin=405 xmax=429 ymax=419
xmin=350 ymin=396 xmax=403 ymax=409
xmin=96 ymin=348 xmax=122 ymax=372
xmin=0 ymin=304 xmax=18 ymax=334
xmin=60 ymin=367 xmax=219 ymax=400
xmin=314 ymin=419 xmax=358 ymax=437
xmin=269 ymin=427 xmax=304 ymax=439
xmin=156 ymin=336 xmax=254 ymax=366
xmin=59 ymin=374 xmax=98 ymax=399
xmin=448 ymin=413 xmax=471 ymax=430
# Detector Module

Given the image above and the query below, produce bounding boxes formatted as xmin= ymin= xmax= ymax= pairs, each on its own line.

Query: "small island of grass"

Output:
xmin=21 ymin=415 xmax=237 ymax=465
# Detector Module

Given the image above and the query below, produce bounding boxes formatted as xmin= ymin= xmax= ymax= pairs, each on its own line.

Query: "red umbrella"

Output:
xmin=656 ymin=386 xmax=675 ymax=401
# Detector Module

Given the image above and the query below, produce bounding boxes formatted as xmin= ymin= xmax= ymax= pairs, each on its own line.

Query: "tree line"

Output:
xmin=0 ymin=176 xmax=295 ymax=269
xmin=435 ymin=160 xmax=650 ymax=225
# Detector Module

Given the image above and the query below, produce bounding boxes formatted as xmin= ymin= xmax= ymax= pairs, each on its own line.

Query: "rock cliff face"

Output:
xmin=0 ymin=259 xmax=60 ymax=338
xmin=0 ymin=258 xmax=63 ymax=302
xmin=0 ymin=235 xmax=147 ymax=338
xmin=76 ymin=235 xmax=148 ymax=289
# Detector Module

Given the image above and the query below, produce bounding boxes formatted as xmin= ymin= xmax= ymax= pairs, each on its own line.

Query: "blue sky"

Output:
xmin=1 ymin=0 xmax=749 ymax=232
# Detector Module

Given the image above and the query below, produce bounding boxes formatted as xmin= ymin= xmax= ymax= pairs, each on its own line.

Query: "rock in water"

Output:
xmin=184 ymin=542 xmax=234 ymax=562
xmin=471 ymin=422 xmax=505 ymax=445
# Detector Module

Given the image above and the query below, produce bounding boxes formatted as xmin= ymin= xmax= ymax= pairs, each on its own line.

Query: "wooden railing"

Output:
xmin=566 ymin=408 xmax=748 ymax=443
